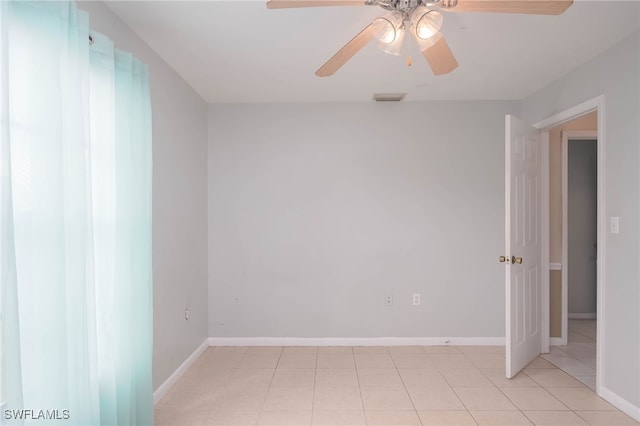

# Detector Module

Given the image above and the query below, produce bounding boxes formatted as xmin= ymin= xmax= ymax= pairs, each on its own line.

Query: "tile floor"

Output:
xmin=154 ymin=344 xmax=639 ymax=426
xmin=543 ymin=320 xmax=597 ymax=390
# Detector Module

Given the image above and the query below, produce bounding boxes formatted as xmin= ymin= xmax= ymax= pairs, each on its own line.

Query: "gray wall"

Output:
xmin=208 ymin=101 xmax=517 ymax=339
xmin=78 ymin=2 xmax=209 ymax=391
xmin=568 ymin=140 xmax=597 ymax=315
xmin=522 ymin=31 xmax=640 ymax=409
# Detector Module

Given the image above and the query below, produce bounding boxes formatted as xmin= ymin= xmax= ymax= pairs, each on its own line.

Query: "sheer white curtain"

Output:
xmin=1 ymin=1 xmax=153 ymax=425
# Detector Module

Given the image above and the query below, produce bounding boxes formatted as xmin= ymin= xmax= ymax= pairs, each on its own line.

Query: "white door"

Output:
xmin=505 ymin=115 xmax=543 ymax=378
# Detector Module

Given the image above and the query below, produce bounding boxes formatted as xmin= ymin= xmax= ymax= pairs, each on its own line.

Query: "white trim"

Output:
xmin=568 ymin=313 xmax=597 ymax=320
xmin=562 ymin=130 xmax=598 ymax=348
xmin=561 ymin=134 xmax=569 ymax=347
xmin=534 ymin=95 xmax=605 ymax=397
xmin=599 ymin=386 xmax=640 ymax=422
xmin=549 ymin=263 xmax=562 ymax=270
xmin=153 ymin=339 xmax=209 ymax=405
xmin=208 ymin=337 xmax=506 ymax=347
xmin=549 ymin=337 xmax=563 ymax=346
xmin=533 ymin=97 xmax=602 ymax=130
xmin=541 ymin=130 xmax=550 ymax=355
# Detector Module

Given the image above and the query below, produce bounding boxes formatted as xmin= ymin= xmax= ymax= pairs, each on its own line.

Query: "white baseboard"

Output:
xmin=549 ymin=263 xmax=562 ymax=271
xmin=153 ymin=339 xmax=209 ymax=405
xmin=568 ymin=313 xmax=597 ymax=319
xmin=549 ymin=337 xmax=563 ymax=346
xmin=599 ymin=386 xmax=640 ymax=422
xmin=208 ymin=336 xmax=505 ymax=347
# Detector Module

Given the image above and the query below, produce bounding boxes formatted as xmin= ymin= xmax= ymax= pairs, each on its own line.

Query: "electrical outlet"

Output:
xmin=412 ymin=293 xmax=421 ymax=306
xmin=385 ymin=295 xmax=393 ymax=306
xmin=185 ymin=308 xmax=190 ymax=320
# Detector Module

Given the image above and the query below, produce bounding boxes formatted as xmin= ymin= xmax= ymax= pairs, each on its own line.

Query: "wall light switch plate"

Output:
xmin=610 ymin=216 xmax=619 ymax=234
xmin=412 ymin=293 xmax=421 ymax=306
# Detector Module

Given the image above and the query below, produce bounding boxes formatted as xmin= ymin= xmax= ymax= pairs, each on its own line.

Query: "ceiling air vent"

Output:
xmin=372 ymin=93 xmax=406 ymax=102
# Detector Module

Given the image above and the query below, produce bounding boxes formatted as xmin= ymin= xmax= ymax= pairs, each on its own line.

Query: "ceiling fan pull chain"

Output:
xmin=406 ymin=27 xmax=412 ymax=67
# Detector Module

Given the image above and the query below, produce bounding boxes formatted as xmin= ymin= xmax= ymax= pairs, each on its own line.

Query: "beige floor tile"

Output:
xmin=315 ymin=369 xmax=359 ymax=387
xmin=282 ymin=346 xmax=318 ymax=355
xmin=314 ymin=387 xmax=364 ymax=410
xmin=522 ymin=410 xmax=588 ymax=425
xmin=418 ymin=410 xmax=478 ymax=425
xmin=257 ymin=410 xmax=312 ymax=425
xmin=575 ymin=410 xmax=640 ymax=425
xmin=239 ymin=354 xmax=280 ymax=369
xmin=568 ymin=331 xmax=594 ymax=343
xmin=500 ymin=387 xmax=568 ymax=411
xmin=545 ymin=387 xmax=616 ymax=411
xmin=360 ymin=387 xmax=414 ymax=410
xmin=318 ymin=346 xmax=353 ymax=354
xmin=271 ymin=368 xmax=316 ymax=387
xmin=453 ymin=387 xmax=517 ymax=411
xmin=214 ymin=386 xmax=269 ymax=411
xmin=458 ymin=346 xmax=504 ymax=355
xmin=228 ymin=369 xmax=275 ymax=387
xmin=423 ymin=346 xmax=462 ymax=354
xmin=481 ymin=368 xmax=539 ymax=387
xmin=312 ymin=410 xmax=366 ymax=426
xmin=185 ymin=361 xmax=237 ymax=380
xmin=246 ymin=347 xmax=283 ymax=355
xmin=353 ymin=346 xmax=389 ymax=354
xmin=212 ymin=346 xmax=249 ymax=355
xmin=197 ymin=352 xmax=244 ymax=369
xmin=154 ymin=390 xmax=174 ymax=410
xmin=164 ymin=385 xmax=222 ymax=411
xmin=317 ymin=354 xmax=356 ymax=369
xmin=441 ymin=369 xmax=494 ymax=387
xmin=365 ymin=410 xmax=422 ymax=425
xmin=387 ymin=346 xmax=425 ymax=354
xmin=277 ymin=353 xmax=317 ymax=369
xmin=470 ymin=410 xmax=534 ymax=425
xmin=466 ymin=354 xmax=506 ymax=369
xmin=355 ymin=353 xmax=396 ymax=369
xmin=262 ymin=386 xmax=314 ymax=410
xmin=525 ymin=369 xmax=584 ymax=387
xmin=431 ymin=354 xmax=476 ymax=369
xmin=391 ymin=353 xmax=435 ymax=369
xmin=357 ymin=368 xmax=404 ymax=387
xmin=406 ymin=386 xmax=466 ymax=410
xmin=155 ymin=408 xmax=210 ymax=426
xmin=398 ymin=369 xmax=448 ymax=388
xmin=207 ymin=410 xmax=260 ymax=426
xmin=526 ymin=357 xmax=558 ymax=369
xmin=174 ymin=370 xmax=232 ymax=389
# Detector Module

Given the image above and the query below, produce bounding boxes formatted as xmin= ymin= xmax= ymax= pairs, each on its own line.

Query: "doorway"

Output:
xmin=529 ymin=97 xmax=604 ymax=395
xmin=543 ymin=129 xmax=598 ymax=390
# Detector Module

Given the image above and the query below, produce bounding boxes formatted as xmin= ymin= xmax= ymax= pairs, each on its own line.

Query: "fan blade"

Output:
xmin=267 ymin=0 xmax=364 ymax=9
xmin=316 ymin=24 xmax=374 ymax=77
xmin=422 ymin=36 xmax=458 ymax=75
xmin=442 ymin=0 xmax=573 ymax=15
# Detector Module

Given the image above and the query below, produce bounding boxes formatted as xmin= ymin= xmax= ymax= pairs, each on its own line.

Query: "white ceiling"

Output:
xmin=105 ymin=0 xmax=640 ymax=103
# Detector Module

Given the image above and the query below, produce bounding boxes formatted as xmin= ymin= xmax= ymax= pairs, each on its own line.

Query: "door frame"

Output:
xmin=533 ymin=95 xmax=605 ymax=395
xmin=561 ymin=130 xmax=598 ymax=346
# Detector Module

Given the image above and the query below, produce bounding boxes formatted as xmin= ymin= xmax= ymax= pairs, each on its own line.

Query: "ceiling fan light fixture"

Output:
xmin=371 ymin=11 xmax=403 ymax=44
xmin=411 ymin=27 xmax=442 ymax=52
xmin=379 ymin=26 xmax=405 ymax=56
xmin=413 ymin=7 xmax=443 ymax=40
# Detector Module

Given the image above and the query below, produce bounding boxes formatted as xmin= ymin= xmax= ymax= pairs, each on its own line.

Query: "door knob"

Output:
xmin=511 ymin=256 xmax=523 ymax=264
xmin=499 ymin=256 xmax=507 ymax=263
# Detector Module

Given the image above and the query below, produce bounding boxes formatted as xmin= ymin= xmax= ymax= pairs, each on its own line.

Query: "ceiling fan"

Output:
xmin=266 ymin=0 xmax=573 ymax=77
